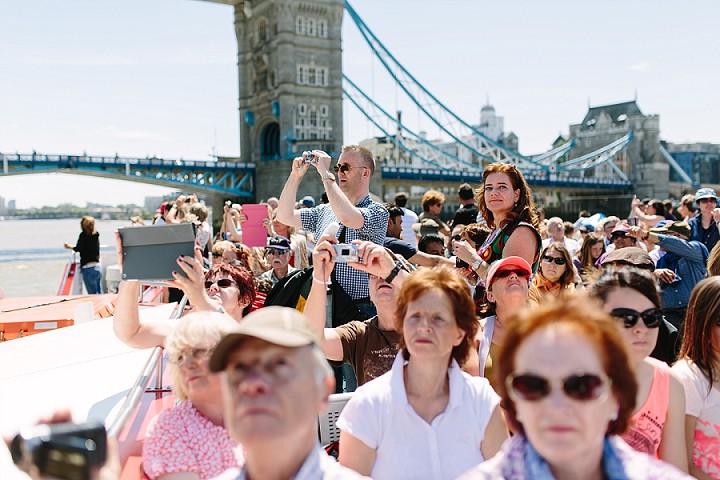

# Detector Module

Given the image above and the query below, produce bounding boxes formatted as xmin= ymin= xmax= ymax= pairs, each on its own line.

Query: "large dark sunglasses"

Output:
xmin=333 ymin=164 xmax=366 ymax=174
xmin=541 ymin=255 xmax=566 ymax=265
xmin=494 ymin=268 xmax=531 ymax=280
xmin=204 ymin=278 xmax=236 ymax=289
xmin=610 ymin=307 xmax=662 ymax=328
xmin=266 ymin=248 xmax=288 ymax=256
xmin=611 ymin=232 xmax=628 ymax=240
xmin=507 ymin=372 xmax=610 ymax=402
xmin=452 ymin=234 xmax=463 ymax=241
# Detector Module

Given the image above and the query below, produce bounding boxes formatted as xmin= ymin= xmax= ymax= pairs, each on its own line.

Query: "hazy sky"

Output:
xmin=1 ymin=0 xmax=718 ymax=208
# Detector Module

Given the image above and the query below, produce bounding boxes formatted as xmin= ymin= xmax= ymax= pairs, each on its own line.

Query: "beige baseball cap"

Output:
xmin=209 ymin=306 xmax=321 ymax=372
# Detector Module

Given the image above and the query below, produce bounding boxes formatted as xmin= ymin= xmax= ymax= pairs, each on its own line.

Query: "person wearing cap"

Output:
xmin=628 ymin=221 xmax=708 ymax=329
xmin=208 ymin=307 xmax=368 ymax=480
xmin=300 ymin=195 xmax=315 ymax=208
xmin=336 ymin=267 xmax=508 ymax=479
xmin=688 ymin=187 xmax=720 ymax=254
xmin=304 ymin=237 xmax=408 ymax=386
xmin=258 ymin=236 xmax=297 ymax=287
xmin=277 ymin=145 xmax=389 ymax=319
xmin=466 ymin=256 xmax=533 ymax=391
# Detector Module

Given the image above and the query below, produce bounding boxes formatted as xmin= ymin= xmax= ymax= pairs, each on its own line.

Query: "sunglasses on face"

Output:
xmin=204 ymin=278 xmax=236 ymax=289
xmin=452 ymin=234 xmax=463 ymax=241
xmin=494 ymin=268 xmax=531 ymax=280
xmin=541 ymin=255 xmax=566 ymax=265
xmin=611 ymin=233 xmax=628 ymax=240
xmin=266 ymin=249 xmax=288 ymax=256
xmin=507 ymin=372 xmax=610 ymax=402
xmin=333 ymin=164 xmax=365 ymax=174
xmin=610 ymin=307 xmax=662 ymax=328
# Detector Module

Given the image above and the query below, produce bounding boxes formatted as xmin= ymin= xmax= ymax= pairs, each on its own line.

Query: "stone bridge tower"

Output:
xmin=209 ymin=0 xmax=345 ymax=202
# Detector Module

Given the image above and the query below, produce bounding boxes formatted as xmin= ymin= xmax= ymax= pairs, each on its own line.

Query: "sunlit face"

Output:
xmin=387 ymin=215 xmax=403 ymax=238
xmin=428 ymin=201 xmax=443 ymax=215
xmin=487 ymin=268 xmax=530 ymax=304
xmin=484 ymin=172 xmax=520 ymax=215
xmin=223 ymin=339 xmax=327 ymax=443
xmin=368 ymin=274 xmax=396 ymax=306
xmin=540 ymin=248 xmax=567 ymax=283
xmin=402 ymin=288 xmax=464 ymax=360
xmin=603 ymin=223 xmax=617 ymax=239
xmin=266 ymin=248 xmax=291 ymax=270
xmin=172 ymin=342 xmax=222 ymax=405
xmin=335 ymin=151 xmax=368 ymax=195
xmin=206 ymin=273 xmax=246 ymax=315
xmin=590 ymin=242 xmax=604 ymax=260
xmin=611 ymin=232 xmax=634 ymax=249
xmin=512 ymin=327 xmax=618 ymax=468
xmin=602 ymin=287 xmax=658 ymax=363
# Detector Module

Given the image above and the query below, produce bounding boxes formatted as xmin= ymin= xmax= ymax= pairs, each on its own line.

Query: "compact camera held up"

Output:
xmin=304 ymin=151 xmax=316 ymax=164
xmin=332 ymin=244 xmax=359 ymax=263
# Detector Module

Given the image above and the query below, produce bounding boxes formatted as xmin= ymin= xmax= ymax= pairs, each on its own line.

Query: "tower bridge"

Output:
xmin=2 ymin=1 xmax=698 ymax=215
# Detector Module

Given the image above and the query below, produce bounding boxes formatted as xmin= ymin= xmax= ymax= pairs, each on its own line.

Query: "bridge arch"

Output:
xmin=260 ymin=121 xmax=280 ymax=160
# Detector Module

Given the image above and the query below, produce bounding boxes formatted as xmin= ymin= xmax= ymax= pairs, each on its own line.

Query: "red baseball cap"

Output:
xmin=486 ymin=256 xmax=532 ymax=286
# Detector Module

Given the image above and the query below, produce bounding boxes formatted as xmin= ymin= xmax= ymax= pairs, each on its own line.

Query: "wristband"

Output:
xmin=471 ymin=259 xmax=483 ymax=272
xmin=384 ymin=261 xmax=404 ymax=284
xmin=313 ymin=274 xmax=332 ymax=285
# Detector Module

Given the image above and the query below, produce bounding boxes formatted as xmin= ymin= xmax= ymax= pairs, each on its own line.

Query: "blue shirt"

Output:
xmin=688 ymin=214 xmax=720 ymax=254
xmin=656 ymin=235 xmax=708 ymax=308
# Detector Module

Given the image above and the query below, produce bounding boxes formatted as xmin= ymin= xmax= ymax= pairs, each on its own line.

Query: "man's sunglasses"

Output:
xmin=204 ymin=278 xmax=236 ymax=289
xmin=266 ymin=248 xmax=288 ymax=256
xmin=507 ymin=372 xmax=610 ymax=402
xmin=611 ymin=233 xmax=628 ymax=240
xmin=610 ymin=307 xmax=662 ymax=329
xmin=494 ymin=268 xmax=531 ymax=280
xmin=541 ymin=255 xmax=566 ymax=265
xmin=333 ymin=164 xmax=366 ymax=174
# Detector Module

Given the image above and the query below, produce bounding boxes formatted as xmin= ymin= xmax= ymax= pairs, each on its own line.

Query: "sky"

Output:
xmin=1 ymin=0 xmax=719 ymax=209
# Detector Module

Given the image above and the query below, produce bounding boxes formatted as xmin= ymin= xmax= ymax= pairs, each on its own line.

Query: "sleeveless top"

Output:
xmin=478 ymin=217 xmax=542 ymax=273
xmin=622 ymin=357 xmax=671 ymax=457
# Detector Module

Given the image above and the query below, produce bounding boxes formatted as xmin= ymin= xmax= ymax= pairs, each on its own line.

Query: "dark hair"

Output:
xmin=678 ymin=277 xmax=720 ymax=391
xmin=563 ymin=221 xmax=575 ymax=236
xmin=385 ymin=203 xmax=403 ymax=219
xmin=648 ymin=199 xmax=664 ymax=216
xmin=680 ymin=194 xmax=696 ymax=214
xmin=205 ymin=263 xmax=256 ymax=315
xmin=476 ymin=163 xmax=538 ymax=229
xmin=462 ymin=223 xmax=492 ymax=247
xmin=394 ymin=192 xmax=409 ymax=208
xmin=418 ymin=233 xmax=445 ymax=253
xmin=496 ymin=293 xmax=637 ymax=436
xmin=396 ymin=267 xmax=478 ymax=365
xmin=458 ymin=183 xmax=475 ymax=200
xmin=538 ymin=243 xmax=576 ymax=287
xmin=587 ymin=267 xmax=661 ymax=309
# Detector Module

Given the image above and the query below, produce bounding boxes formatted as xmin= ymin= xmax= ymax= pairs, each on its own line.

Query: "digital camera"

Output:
xmin=332 ymin=243 xmax=359 ymax=263
xmin=305 ymin=153 xmax=316 ymax=163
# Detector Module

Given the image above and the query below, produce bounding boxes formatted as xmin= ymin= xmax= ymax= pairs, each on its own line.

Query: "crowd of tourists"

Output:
xmin=19 ymin=144 xmax=720 ymax=479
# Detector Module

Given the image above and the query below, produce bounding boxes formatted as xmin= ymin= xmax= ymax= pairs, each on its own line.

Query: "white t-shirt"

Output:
xmin=671 ymin=359 xmax=720 ymax=478
xmin=337 ymin=352 xmax=500 ymax=480
xmin=542 ymin=236 xmax=581 ymax=256
xmin=400 ymin=207 xmax=419 ymax=249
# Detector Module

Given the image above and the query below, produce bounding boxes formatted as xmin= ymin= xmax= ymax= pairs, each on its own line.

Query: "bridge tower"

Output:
xmin=208 ymin=0 xmax=345 ymax=202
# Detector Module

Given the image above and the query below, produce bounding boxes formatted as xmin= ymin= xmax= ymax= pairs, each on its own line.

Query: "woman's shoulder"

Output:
xmin=610 ymin=436 xmax=694 ymax=479
xmin=670 ymin=358 xmax=701 ymax=379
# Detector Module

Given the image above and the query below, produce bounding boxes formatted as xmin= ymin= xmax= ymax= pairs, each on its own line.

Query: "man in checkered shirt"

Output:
xmin=277 ymin=145 xmax=389 ymax=319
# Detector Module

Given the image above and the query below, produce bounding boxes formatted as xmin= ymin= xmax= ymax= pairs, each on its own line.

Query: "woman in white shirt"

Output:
xmin=672 ymin=276 xmax=720 ymax=480
xmin=337 ymin=266 xmax=508 ymax=480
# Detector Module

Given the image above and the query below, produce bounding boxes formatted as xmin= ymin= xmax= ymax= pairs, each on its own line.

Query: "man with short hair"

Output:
xmin=259 ymin=236 xmax=297 ymax=286
xmin=384 ymin=205 xmax=453 ymax=267
xmin=599 ymin=215 xmax=621 ymax=249
xmin=417 ymin=233 xmax=446 ymax=256
xmin=277 ymin=145 xmax=389 ymax=318
xmin=542 ymin=216 xmax=580 ymax=255
xmin=209 ymin=307 xmax=368 ymax=480
xmin=394 ymin=192 xmax=419 ymax=249
xmin=452 ymin=183 xmax=479 ymax=226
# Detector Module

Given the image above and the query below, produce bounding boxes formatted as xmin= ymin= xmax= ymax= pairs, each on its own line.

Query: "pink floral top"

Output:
xmin=143 ymin=401 xmax=244 ymax=479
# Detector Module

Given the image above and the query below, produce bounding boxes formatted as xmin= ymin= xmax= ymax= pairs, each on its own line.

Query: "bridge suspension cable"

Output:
xmin=345 ymin=1 xmax=548 ymax=172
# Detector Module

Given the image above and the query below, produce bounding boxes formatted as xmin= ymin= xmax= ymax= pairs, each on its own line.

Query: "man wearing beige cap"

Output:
xmin=209 ymin=306 xmax=368 ymax=480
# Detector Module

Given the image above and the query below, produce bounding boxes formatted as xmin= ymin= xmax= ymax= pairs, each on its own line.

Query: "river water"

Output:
xmin=0 ymin=218 xmax=130 ymax=298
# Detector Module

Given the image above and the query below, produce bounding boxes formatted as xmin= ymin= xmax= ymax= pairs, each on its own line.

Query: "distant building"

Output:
xmin=665 ymin=142 xmax=720 ymax=187
xmin=568 ymin=100 xmax=667 ymax=198
xmin=0 ymin=196 xmax=5 ymax=215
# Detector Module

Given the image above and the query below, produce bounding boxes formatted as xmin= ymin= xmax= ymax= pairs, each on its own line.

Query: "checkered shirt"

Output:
xmin=300 ymin=195 xmax=389 ymax=300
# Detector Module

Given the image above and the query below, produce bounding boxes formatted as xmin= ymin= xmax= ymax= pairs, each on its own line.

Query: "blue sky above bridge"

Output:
xmin=1 ymin=0 xmax=718 ymax=208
